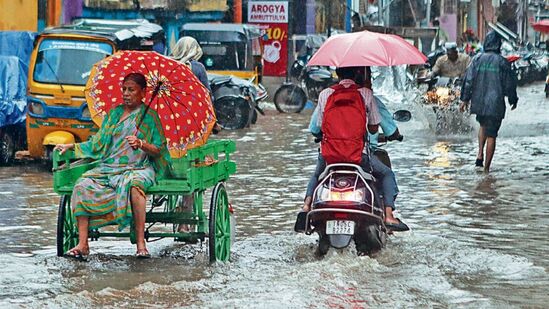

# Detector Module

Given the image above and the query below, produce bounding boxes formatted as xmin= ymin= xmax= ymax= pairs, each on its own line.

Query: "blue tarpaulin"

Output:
xmin=0 ymin=31 xmax=36 ymax=127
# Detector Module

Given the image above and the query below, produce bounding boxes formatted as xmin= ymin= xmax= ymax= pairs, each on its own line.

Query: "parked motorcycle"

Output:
xmin=274 ymin=59 xmax=336 ymax=113
xmin=294 ymin=110 xmax=411 ymax=256
xmin=208 ymin=74 xmax=267 ymax=130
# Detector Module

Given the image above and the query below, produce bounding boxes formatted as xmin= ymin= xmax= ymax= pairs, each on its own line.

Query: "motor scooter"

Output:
xmin=295 ymin=110 xmax=411 ymax=256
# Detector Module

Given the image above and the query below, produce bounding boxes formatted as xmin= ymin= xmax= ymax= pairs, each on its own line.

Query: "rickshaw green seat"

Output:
xmin=52 ymin=139 xmax=237 ymax=196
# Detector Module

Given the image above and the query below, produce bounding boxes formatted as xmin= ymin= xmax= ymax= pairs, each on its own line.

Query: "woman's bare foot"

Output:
xmin=65 ymin=244 xmax=90 ymax=261
xmin=302 ymin=196 xmax=312 ymax=212
xmin=68 ymin=244 xmax=89 ymax=256
xmin=136 ymin=243 xmax=150 ymax=259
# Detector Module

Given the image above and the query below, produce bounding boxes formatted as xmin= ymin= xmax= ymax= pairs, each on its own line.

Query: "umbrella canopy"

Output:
xmin=307 ymin=31 xmax=427 ymax=67
xmin=85 ymin=50 xmax=216 ymax=158
xmin=532 ymin=20 xmax=549 ymax=33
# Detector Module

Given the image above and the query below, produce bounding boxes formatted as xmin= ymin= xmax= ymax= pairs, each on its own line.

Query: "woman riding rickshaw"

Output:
xmin=55 ymin=73 xmax=170 ymax=260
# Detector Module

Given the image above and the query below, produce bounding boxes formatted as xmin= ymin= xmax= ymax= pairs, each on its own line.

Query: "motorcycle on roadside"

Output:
xmin=273 ymin=59 xmax=336 ymax=113
xmin=294 ymin=110 xmax=411 ymax=256
xmin=208 ymin=74 xmax=268 ymax=130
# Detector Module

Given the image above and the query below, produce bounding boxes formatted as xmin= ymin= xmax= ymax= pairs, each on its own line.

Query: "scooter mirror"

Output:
xmin=393 ymin=110 xmax=412 ymax=122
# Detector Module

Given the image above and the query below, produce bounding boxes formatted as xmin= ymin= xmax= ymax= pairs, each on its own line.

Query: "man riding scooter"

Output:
xmin=431 ymin=42 xmax=471 ymax=79
xmin=302 ymin=66 xmax=409 ymax=232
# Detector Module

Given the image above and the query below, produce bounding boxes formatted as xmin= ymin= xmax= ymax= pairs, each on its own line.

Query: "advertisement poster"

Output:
xmin=248 ymin=1 xmax=289 ymax=77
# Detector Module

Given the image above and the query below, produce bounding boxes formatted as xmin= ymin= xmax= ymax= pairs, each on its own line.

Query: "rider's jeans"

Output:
xmin=305 ymin=153 xmax=399 ymax=209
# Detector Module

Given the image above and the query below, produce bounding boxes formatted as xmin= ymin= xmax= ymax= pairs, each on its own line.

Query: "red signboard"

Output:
xmin=248 ymin=1 xmax=289 ymax=77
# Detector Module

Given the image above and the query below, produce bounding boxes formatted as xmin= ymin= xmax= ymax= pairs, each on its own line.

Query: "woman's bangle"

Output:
xmin=139 ymin=139 xmax=144 ymax=149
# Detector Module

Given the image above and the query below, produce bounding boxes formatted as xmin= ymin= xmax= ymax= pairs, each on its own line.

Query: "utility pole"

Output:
xmin=426 ymin=0 xmax=432 ymax=25
xmin=327 ymin=0 xmax=332 ymax=36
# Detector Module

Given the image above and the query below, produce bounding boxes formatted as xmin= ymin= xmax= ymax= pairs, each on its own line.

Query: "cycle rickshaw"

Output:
xmin=53 ymin=139 xmax=236 ymax=262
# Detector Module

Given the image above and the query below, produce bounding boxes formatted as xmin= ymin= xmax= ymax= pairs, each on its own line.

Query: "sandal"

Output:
xmin=136 ymin=249 xmax=151 ymax=259
xmin=64 ymin=248 xmax=88 ymax=262
xmin=384 ymin=218 xmax=410 ymax=232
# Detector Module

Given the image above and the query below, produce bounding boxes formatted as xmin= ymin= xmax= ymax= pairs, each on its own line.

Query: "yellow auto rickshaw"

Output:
xmin=26 ymin=19 xmax=165 ymax=160
xmin=180 ymin=23 xmax=263 ymax=83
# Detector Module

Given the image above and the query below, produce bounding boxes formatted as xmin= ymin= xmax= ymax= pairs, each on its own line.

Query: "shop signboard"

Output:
xmin=248 ymin=1 xmax=289 ymax=76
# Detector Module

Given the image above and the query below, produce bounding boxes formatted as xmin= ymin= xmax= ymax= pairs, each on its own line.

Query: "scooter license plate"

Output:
xmin=326 ymin=220 xmax=355 ymax=235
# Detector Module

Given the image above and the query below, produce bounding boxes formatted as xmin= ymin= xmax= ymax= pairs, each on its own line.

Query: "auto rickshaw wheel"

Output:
xmin=208 ymin=182 xmax=231 ymax=262
xmin=274 ymin=84 xmax=307 ymax=113
xmin=56 ymin=195 xmax=78 ymax=257
xmin=0 ymin=131 xmax=15 ymax=165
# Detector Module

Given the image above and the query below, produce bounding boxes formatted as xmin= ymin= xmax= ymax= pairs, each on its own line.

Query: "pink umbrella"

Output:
xmin=532 ymin=20 xmax=549 ymax=33
xmin=307 ymin=31 xmax=427 ymax=67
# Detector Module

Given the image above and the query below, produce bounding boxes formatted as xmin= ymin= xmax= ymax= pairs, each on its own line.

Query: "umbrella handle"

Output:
xmin=136 ymin=81 xmax=163 ymax=130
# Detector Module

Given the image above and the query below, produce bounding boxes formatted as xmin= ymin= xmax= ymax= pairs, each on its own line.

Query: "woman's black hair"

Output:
xmin=123 ymin=72 xmax=147 ymax=89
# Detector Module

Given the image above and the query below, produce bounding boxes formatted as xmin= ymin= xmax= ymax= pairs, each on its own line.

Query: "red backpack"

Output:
xmin=321 ymin=84 xmax=366 ymax=165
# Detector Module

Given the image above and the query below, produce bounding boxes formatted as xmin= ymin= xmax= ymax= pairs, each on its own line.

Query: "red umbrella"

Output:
xmin=307 ymin=31 xmax=427 ymax=67
xmin=532 ymin=20 xmax=549 ymax=33
xmin=85 ymin=50 xmax=216 ymax=158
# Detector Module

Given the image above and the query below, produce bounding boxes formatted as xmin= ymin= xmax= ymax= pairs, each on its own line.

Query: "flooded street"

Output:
xmin=0 ymin=84 xmax=548 ymax=308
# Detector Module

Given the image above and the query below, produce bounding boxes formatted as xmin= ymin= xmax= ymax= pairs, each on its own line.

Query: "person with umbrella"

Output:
xmin=303 ymin=66 xmax=409 ymax=232
xmin=54 ymin=73 xmax=171 ymax=260
xmin=300 ymin=31 xmax=428 ymax=232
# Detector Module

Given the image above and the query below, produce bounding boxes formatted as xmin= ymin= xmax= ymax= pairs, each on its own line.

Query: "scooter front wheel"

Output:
xmin=273 ymin=83 xmax=307 ymax=113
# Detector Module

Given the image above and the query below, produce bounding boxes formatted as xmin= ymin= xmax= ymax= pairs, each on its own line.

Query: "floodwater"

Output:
xmin=0 ymin=84 xmax=547 ymax=308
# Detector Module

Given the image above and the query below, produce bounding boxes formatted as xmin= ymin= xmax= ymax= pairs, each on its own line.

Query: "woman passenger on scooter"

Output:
xmin=302 ymin=66 xmax=408 ymax=232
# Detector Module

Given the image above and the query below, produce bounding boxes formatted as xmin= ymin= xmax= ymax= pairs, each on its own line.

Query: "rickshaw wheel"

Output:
xmin=208 ymin=182 xmax=231 ymax=263
xmin=56 ymin=195 xmax=78 ymax=257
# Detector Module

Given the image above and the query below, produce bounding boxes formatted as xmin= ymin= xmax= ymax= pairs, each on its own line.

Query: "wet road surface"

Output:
xmin=0 ymin=84 xmax=547 ymax=308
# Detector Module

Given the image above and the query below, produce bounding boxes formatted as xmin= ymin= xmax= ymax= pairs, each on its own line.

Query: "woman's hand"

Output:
xmin=54 ymin=144 xmax=74 ymax=155
xmin=126 ymin=135 xmax=160 ymax=156
xmin=125 ymin=135 xmax=142 ymax=150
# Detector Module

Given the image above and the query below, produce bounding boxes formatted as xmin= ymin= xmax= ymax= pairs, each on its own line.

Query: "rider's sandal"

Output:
xmin=294 ymin=211 xmax=308 ymax=232
xmin=384 ymin=218 xmax=410 ymax=232
xmin=64 ymin=249 xmax=89 ymax=262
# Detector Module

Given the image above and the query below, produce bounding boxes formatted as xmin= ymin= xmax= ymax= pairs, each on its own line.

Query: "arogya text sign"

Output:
xmin=248 ymin=1 xmax=288 ymax=23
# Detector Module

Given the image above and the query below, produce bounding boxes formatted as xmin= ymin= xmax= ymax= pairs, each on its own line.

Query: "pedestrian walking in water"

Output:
xmin=459 ymin=31 xmax=518 ymax=173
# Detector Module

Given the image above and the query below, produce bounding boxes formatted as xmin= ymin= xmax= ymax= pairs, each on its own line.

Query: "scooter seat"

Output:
xmin=318 ymin=163 xmax=376 ymax=182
